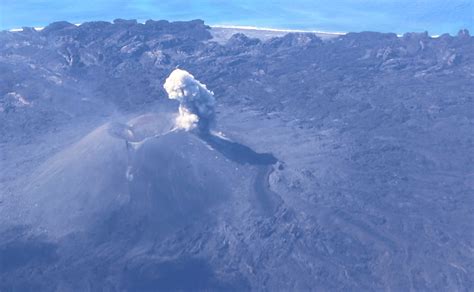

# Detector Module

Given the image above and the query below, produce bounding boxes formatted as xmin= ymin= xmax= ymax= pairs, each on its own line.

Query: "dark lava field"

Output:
xmin=0 ymin=19 xmax=473 ymax=291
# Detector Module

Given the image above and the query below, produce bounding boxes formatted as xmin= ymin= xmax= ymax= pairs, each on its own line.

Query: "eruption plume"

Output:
xmin=163 ymin=69 xmax=215 ymax=132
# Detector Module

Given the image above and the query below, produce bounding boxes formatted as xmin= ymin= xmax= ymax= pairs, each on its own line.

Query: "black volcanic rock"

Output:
xmin=113 ymin=18 xmax=138 ymax=26
xmin=227 ymin=33 xmax=261 ymax=47
xmin=20 ymin=27 xmax=38 ymax=34
xmin=0 ymin=19 xmax=473 ymax=291
xmin=265 ymin=32 xmax=322 ymax=49
xmin=458 ymin=28 xmax=470 ymax=38
xmin=344 ymin=31 xmax=399 ymax=43
xmin=41 ymin=21 xmax=77 ymax=34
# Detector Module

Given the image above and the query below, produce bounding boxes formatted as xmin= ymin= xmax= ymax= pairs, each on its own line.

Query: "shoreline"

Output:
xmin=6 ymin=22 xmax=444 ymax=38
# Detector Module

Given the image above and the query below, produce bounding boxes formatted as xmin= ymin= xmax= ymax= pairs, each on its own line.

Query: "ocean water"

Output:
xmin=1 ymin=0 xmax=472 ymax=35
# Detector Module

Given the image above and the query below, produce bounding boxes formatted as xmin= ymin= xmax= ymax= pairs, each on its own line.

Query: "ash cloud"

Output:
xmin=163 ymin=69 xmax=215 ymax=132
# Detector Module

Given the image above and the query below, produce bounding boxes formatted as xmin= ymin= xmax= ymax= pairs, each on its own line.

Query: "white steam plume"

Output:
xmin=163 ymin=69 xmax=215 ymax=131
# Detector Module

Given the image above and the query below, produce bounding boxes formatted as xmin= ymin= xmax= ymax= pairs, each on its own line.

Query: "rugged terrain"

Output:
xmin=0 ymin=19 xmax=473 ymax=291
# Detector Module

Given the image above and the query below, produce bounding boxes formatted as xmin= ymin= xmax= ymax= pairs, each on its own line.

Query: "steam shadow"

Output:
xmin=198 ymin=133 xmax=277 ymax=165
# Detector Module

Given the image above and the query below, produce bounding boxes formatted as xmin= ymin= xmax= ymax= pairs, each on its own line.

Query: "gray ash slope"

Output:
xmin=1 ymin=19 xmax=473 ymax=291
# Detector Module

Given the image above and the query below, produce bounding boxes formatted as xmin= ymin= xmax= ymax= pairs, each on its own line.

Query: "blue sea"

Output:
xmin=1 ymin=0 xmax=472 ymax=35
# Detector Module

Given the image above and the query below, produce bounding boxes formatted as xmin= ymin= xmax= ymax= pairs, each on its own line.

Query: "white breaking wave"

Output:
xmin=210 ymin=24 xmax=347 ymax=36
xmin=9 ymin=23 xmax=82 ymax=32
